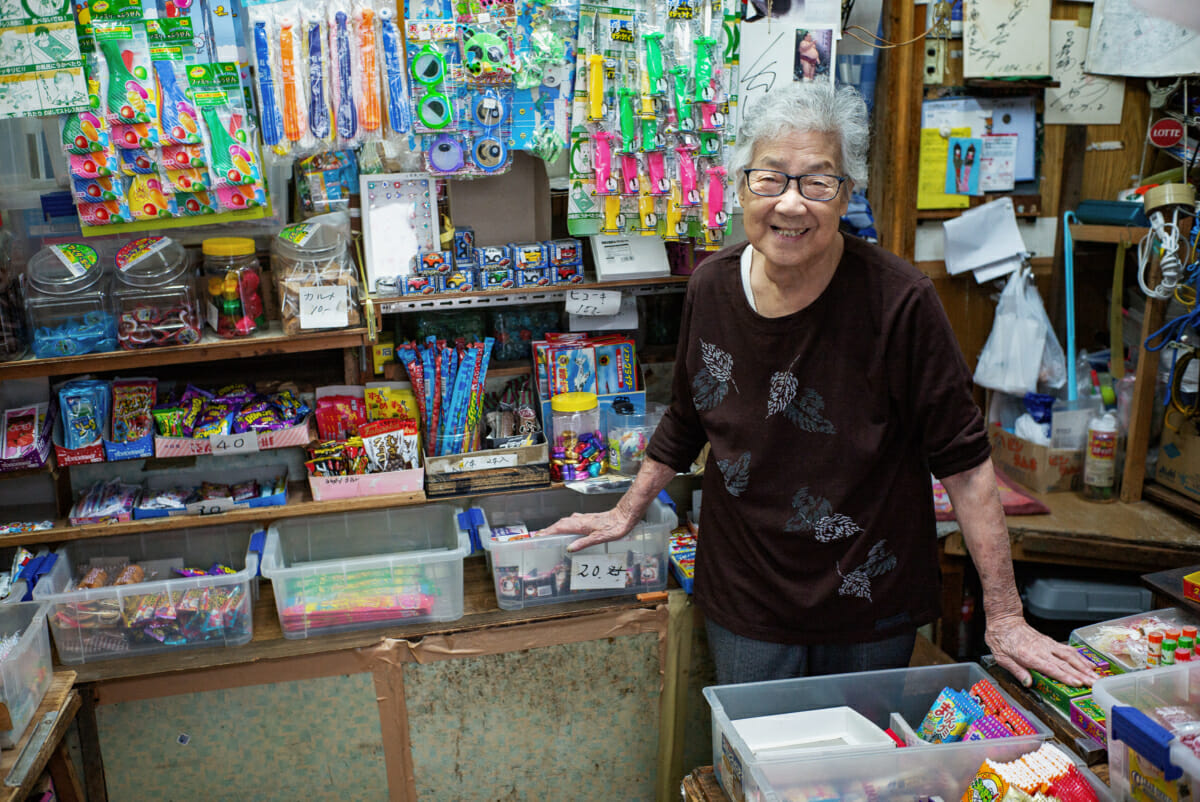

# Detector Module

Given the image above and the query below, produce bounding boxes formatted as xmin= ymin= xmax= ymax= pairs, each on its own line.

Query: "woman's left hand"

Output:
xmin=985 ymin=613 xmax=1098 ymax=688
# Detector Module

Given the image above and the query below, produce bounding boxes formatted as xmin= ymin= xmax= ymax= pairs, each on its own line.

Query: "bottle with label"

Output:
xmin=1082 ymin=412 xmax=1119 ymax=502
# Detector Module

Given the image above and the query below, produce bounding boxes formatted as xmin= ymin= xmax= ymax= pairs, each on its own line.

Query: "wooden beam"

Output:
xmin=1122 ymin=251 xmax=1166 ymax=502
xmin=870 ymin=1 xmax=920 ymax=260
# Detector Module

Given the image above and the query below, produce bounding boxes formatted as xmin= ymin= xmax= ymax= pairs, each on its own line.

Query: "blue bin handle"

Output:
xmin=1111 ymin=704 xmax=1183 ymax=781
xmin=248 ymin=529 xmax=267 ymax=577
xmin=457 ymin=508 xmax=485 ymax=554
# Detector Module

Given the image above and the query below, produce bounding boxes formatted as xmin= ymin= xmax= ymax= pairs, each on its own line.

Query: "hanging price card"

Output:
xmin=569 ymin=553 xmax=628 ymax=589
xmin=565 ymin=288 xmax=621 ymax=316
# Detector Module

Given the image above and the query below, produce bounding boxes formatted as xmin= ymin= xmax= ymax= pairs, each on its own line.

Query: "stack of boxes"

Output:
xmin=402 ymin=231 xmax=585 ymax=296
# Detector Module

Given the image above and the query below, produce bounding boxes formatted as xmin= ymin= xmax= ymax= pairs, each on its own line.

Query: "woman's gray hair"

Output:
xmin=729 ymin=82 xmax=870 ymax=191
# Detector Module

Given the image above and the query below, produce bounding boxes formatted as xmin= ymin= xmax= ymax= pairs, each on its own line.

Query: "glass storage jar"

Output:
xmin=201 ymin=237 xmax=264 ymax=339
xmin=0 ymin=230 xmax=26 ymax=361
xmin=112 ymin=236 xmax=201 ymax=350
xmin=550 ymin=391 xmax=606 ymax=480
xmin=25 ymin=243 xmax=117 ymax=358
xmin=270 ymin=221 xmax=360 ymax=335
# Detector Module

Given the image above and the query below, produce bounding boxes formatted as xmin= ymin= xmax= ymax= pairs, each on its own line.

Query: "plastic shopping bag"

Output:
xmin=974 ymin=268 xmax=1064 ymax=394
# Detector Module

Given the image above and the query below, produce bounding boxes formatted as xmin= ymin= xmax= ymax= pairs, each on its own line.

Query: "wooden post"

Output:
xmin=869 ymin=2 xmax=920 ymax=260
xmin=1122 ymin=251 xmax=1165 ymax=503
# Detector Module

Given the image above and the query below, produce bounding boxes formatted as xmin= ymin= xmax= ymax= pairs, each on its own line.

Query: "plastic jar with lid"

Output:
xmin=270 ymin=220 xmax=360 ymax=335
xmin=25 ymin=243 xmax=117 ymax=358
xmin=112 ymin=236 xmax=201 ymax=350
xmin=0 ymin=230 xmax=26 ymax=362
xmin=606 ymin=401 xmax=665 ymax=476
xmin=550 ymin=392 xmax=607 ymax=481
xmin=201 ymin=237 xmax=264 ymax=339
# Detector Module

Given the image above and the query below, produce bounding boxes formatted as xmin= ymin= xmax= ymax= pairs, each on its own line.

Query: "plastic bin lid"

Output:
xmin=114 ymin=237 xmax=189 ymax=287
xmin=272 ymin=221 xmax=347 ymax=260
xmin=1024 ymin=577 xmax=1152 ymax=621
xmin=26 ymin=243 xmax=104 ymax=294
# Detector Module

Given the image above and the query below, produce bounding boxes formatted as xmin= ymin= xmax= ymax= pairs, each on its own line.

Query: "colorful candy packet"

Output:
xmin=111 ymin=377 xmax=157 ymax=442
xmin=59 ymin=379 xmax=110 ymax=449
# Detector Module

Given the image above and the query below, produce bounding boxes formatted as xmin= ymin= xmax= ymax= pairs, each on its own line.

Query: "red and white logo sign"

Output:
xmin=1150 ymin=119 xmax=1185 ymax=149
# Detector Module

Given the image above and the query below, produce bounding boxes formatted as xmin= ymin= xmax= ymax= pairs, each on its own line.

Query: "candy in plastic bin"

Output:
xmin=78 ymin=567 xmax=108 ymax=589
xmin=963 ymin=715 xmax=1012 ymax=741
xmin=968 ymin=679 xmax=1008 ymax=716
xmin=918 ymin=688 xmax=983 ymax=743
xmin=174 ymin=567 xmax=207 ymax=578
xmin=208 ymin=563 xmax=236 ymax=575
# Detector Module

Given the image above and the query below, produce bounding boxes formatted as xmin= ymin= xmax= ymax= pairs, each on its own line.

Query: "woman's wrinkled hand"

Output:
xmin=536 ymin=508 xmax=638 ymax=552
xmin=986 ymin=614 xmax=1098 ymax=688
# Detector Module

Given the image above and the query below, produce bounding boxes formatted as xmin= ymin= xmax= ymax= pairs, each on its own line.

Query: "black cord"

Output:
xmin=841 ymin=0 xmax=856 ymax=33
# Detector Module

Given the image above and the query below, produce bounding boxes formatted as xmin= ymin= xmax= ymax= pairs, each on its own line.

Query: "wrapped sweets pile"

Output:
xmin=918 ymin=679 xmax=1038 ymax=743
xmin=1152 ymin=705 xmax=1200 ymax=760
xmin=304 ymin=386 xmax=421 ymax=478
xmin=1079 ymin=612 xmax=1196 ymax=669
xmin=153 ymin=383 xmax=310 ymax=439
xmin=963 ymin=744 xmax=1099 ymax=802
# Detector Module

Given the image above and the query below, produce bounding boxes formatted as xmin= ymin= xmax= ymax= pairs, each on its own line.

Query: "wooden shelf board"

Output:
xmin=70 ymin=560 xmax=658 ymax=683
xmin=1069 ymin=223 xmax=1151 ymax=245
xmin=370 ymin=275 xmax=690 ymax=307
xmin=0 ymin=671 xmax=78 ymax=802
xmin=0 ymin=325 xmax=368 ymax=380
xmin=1142 ymin=481 xmax=1200 ymax=523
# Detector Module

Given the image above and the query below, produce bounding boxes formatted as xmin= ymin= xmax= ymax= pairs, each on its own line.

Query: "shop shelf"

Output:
xmin=0 ymin=603 xmax=52 ymax=749
xmin=32 ymin=524 xmax=260 ymax=664
xmin=261 ymin=505 xmax=470 ymax=639
xmin=703 ymin=663 xmax=1053 ymax=802
xmin=470 ymin=488 xmax=673 ymax=610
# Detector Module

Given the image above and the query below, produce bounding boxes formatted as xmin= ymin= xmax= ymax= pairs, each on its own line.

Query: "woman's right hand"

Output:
xmin=535 ymin=508 xmax=638 ymax=553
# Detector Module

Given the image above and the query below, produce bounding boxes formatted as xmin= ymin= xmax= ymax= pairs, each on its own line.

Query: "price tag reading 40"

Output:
xmin=569 ymin=553 xmax=628 ymax=590
xmin=209 ymin=432 xmax=260 ymax=456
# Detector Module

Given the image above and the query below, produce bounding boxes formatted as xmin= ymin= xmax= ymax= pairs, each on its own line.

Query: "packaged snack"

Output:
xmin=111 ymin=378 xmax=157 ymax=442
xmin=197 ymin=482 xmax=231 ymax=500
xmin=963 ymin=715 xmax=1012 ymax=741
xmin=359 ymin=418 xmax=420 ymax=473
xmin=315 ymin=395 xmax=367 ymax=441
xmin=233 ymin=399 xmax=284 ymax=433
xmin=113 ymin=565 xmax=145 ymax=585
xmin=2 ymin=406 xmax=39 ymax=459
xmin=919 ymin=687 xmax=984 ymax=744
xmin=78 ymin=567 xmax=109 ymax=589
xmin=270 ymin=389 xmax=311 ymax=425
xmin=230 ymin=481 xmax=258 ymax=502
xmin=193 ymin=401 xmax=235 ymax=438
xmin=59 ymin=379 xmax=110 ymax=449
xmin=364 ymin=384 xmax=420 ymax=423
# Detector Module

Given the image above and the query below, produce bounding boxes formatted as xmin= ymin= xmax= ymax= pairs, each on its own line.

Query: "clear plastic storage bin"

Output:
xmin=1071 ymin=606 xmax=1199 ymax=671
xmin=1092 ymin=662 xmax=1200 ymax=800
xmin=32 ymin=525 xmax=259 ymax=664
xmin=0 ymin=229 xmax=27 ymax=362
xmin=0 ymin=603 xmax=52 ymax=749
xmin=112 ymin=236 xmax=201 ymax=349
xmin=703 ymin=663 xmax=1053 ymax=802
xmin=471 ymin=488 xmax=674 ymax=610
xmin=25 ymin=243 xmax=117 ymax=358
xmin=261 ymin=506 xmax=470 ymax=639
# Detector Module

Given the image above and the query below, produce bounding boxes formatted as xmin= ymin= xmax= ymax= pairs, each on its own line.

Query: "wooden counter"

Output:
xmin=0 ymin=672 xmax=83 ymax=802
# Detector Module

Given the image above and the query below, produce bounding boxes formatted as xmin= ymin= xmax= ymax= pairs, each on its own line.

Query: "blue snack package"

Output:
xmin=59 ymin=379 xmax=110 ymax=449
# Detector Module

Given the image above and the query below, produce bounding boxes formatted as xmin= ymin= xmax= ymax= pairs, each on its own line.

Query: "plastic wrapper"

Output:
xmin=919 ymin=687 xmax=984 ymax=744
xmin=110 ymin=377 xmax=156 ymax=443
xmin=59 ymin=379 xmax=110 ymax=449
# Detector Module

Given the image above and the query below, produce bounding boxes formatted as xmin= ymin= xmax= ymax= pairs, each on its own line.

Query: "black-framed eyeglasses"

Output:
xmin=743 ymin=169 xmax=848 ymax=201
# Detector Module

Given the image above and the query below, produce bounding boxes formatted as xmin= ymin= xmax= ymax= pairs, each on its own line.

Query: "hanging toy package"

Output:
xmin=327 ymin=1 xmax=364 ymax=148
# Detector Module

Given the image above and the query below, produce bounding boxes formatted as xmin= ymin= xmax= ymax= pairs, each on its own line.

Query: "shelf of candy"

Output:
xmin=567 ymin=0 xmax=738 ymax=249
xmin=0 ymin=402 xmax=54 ymax=473
xmin=68 ymin=471 xmax=288 ymax=526
xmin=151 ymin=383 xmax=313 ymax=458
xmin=53 ymin=377 xmax=155 ymax=465
xmin=1071 ymin=607 xmax=1200 ymax=672
xmin=304 ymin=384 xmax=425 ymax=500
xmin=32 ymin=525 xmax=259 ymax=664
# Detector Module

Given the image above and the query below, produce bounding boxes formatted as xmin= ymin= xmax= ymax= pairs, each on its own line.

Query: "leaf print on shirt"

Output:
xmin=784 ymin=487 xmax=832 ymax=534
xmin=766 ymin=371 xmax=799 ymax=418
xmin=814 ymin=513 xmax=863 ymax=542
xmin=693 ymin=340 xmax=739 ymax=411
xmin=717 ymin=451 xmax=751 ymax=497
xmin=783 ymin=388 xmax=836 ymax=434
xmin=836 ymin=540 xmax=898 ymax=602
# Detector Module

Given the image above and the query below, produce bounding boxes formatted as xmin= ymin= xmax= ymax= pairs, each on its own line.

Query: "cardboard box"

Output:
xmin=1030 ymin=669 xmax=1092 ymax=714
xmin=1155 ymin=418 xmax=1200 ymax=503
xmin=1183 ymin=570 xmax=1200 ymax=604
xmin=307 ymin=468 xmax=424 ymax=501
xmin=1069 ymin=696 xmax=1107 ymax=747
xmin=989 ymin=424 xmax=1082 ymax=493
xmin=154 ymin=415 xmax=313 ymax=458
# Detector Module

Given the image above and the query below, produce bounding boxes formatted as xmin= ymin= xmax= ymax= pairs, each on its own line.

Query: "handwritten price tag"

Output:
xmin=570 ymin=553 xmax=628 ymax=590
xmin=448 ymin=453 xmax=518 ymax=473
xmin=185 ymin=497 xmax=236 ymax=516
xmin=565 ymin=289 xmax=621 ymax=317
xmin=300 ymin=285 xmax=350 ymax=329
xmin=209 ymin=432 xmax=260 ymax=456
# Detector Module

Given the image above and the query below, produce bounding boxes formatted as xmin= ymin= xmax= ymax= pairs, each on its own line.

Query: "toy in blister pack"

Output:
xmin=93 ymin=18 xmax=161 ymax=137
xmin=329 ymin=6 xmax=360 ymax=146
xmin=71 ymin=175 xmax=125 ymax=203
xmin=69 ymin=151 xmax=119 ymax=179
xmin=175 ymin=191 xmax=219 ymax=216
xmin=407 ymin=23 xmax=459 ymax=135
xmin=510 ymin=0 xmax=578 ymax=161
xmin=459 ymin=23 xmax=517 ymax=83
xmin=464 ymin=86 xmax=511 ymax=174
xmin=148 ymin=18 xmax=202 ymax=145
xmin=111 ymin=121 xmax=156 ymax=150
xmin=118 ymin=147 xmax=155 ymax=174
xmin=379 ymin=7 xmax=411 ymax=134
xmin=62 ymin=59 xmax=110 ymax=154
xmin=187 ymin=62 xmax=263 ymax=188
xmin=127 ymin=172 xmax=178 ymax=220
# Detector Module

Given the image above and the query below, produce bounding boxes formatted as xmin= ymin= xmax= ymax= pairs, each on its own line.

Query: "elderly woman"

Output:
xmin=539 ymin=82 xmax=1096 ymax=688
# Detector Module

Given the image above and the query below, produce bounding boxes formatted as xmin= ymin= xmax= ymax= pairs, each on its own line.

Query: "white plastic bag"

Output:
xmin=975 ymin=268 xmax=1064 ymax=394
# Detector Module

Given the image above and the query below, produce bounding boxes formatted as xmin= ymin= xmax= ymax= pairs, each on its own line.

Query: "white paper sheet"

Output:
xmin=963 ymin=0 xmax=1051 ymax=78
xmin=980 ymin=133 xmax=1017 ymax=191
xmin=942 ymin=197 xmax=1028 ymax=276
xmin=1086 ymin=0 xmax=1200 ymax=77
xmin=1045 ymin=21 xmax=1125 ymax=125
xmin=922 ymin=96 xmax=990 ymax=135
xmin=990 ymin=97 xmax=1036 ymax=182
xmin=737 ymin=6 xmax=838 ymax=134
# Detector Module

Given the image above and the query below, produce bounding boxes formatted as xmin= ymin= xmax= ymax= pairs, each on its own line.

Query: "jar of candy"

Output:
xmin=201 ymin=237 xmax=264 ymax=338
xmin=0 ymin=230 xmax=26 ymax=361
xmin=270 ymin=221 xmax=360 ymax=335
xmin=25 ymin=243 xmax=117 ymax=358
xmin=112 ymin=237 xmax=201 ymax=350
xmin=550 ymin=392 xmax=606 ymax=481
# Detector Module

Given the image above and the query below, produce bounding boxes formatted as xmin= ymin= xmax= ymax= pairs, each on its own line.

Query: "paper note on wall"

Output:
xmin=963 ymin=0 xmax=1051 ymax=78
xmin=737 ymin=8 xmax=838 ymax=135
xmin=1086 ymin=0 xmax=1200 ymax=77
xmin=1045 ymin=21 xmax=1125 ymax=125
xmin=980 ymin=134 xmax=1017 ymax=192
xmin=0 ymin=0 xmax=89 ymax=119
xmin=917 ymin=127 xmax=971 ymax=211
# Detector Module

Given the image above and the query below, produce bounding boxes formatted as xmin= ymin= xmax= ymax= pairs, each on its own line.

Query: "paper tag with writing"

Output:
xmin=446 ymin=453 xmax=518 ymax=473
xmin=185 ymin=497 xmax=236 ymax=516
xmin=300 ymin=285 xmax=350 ymax=329
xmin=569 ymin=553 xmax=628 ymax=590
xmin=209 ymin=432 xmax=260 ymax=455
xmin=565 ymin=289 xmax=621 ymax=316
xmin=49 ymin=243 xmax=97 ymax=278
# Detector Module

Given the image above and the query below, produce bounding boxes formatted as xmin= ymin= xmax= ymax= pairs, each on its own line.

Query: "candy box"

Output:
xmin=479 ymin=268 xmax=515 ymax=290
xmin=509 ymin=241 xmax=546 ymax=270
xmin=552 ymin=263 xmax=585 ymax=284
xmin=1030 ymin=669 xmax=1093 ymax=714
xmin=1183 ymin=571 xmax=1200 ymax=605
xmin=546 ymin=238 xmax=583 ymax=266
xmin=515 ymin=267 xmax=551 ymax=288
xmin=475 ymin=246 xmax=512 ymax=269
xmin=1070 ymin=696 xmax=1107 ymax=747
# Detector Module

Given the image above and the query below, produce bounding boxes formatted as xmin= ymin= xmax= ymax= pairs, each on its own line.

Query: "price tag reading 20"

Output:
xmin=209 ymin=432 xmax=260 ymax=456
xmin=569 ymin=553 xmax=628 ymax=590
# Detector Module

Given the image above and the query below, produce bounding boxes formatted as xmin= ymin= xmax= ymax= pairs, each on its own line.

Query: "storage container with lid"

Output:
xmin=270 ymin=220 xmax=360 ymax=335
xmin=0 ymin=602 xmax=52 ymax=749
xmin=606 ymin=400 xmax=666 ymax=476
xmin=112 ymin=236 xmax=201 ymax=350
xmin=201 ymin=237 xmax=264 ymax=339
xmin=0 ymin=230 xmax=26 ymax=362
xmin=550 ymin=391 xmax=606 ymax=480
xmin=25 ymin=243 xmax=117 ymax=358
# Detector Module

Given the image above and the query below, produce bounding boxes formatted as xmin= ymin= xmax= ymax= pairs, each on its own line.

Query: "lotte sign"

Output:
xmin=1150 ymin=119 xmax=1185 ymax=149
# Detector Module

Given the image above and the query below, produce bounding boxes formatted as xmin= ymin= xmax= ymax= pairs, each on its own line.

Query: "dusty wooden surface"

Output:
xmin=0 ymin=671 xmax=80 ymax=802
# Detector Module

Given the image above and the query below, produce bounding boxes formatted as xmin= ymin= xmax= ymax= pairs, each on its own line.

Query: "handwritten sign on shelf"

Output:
xmin=443 ymin=453 xmax=519 ymax=473
xmin=963 ymin=0 xmax=1050 ymax=79
xmin=300 ymin=285 xmax=350 ymax=329
xmin=566 ymin=288 xmax=621 ymax=317
xmin=1045 ymin=21 xmax=1124 ymax=126
xmin=570 ymin=553 xmax=628 ymax=590
xmin=209 ymin=432 xmax=260 ymax=456
xmin=185 ymin=497 xmax=236 ymax=516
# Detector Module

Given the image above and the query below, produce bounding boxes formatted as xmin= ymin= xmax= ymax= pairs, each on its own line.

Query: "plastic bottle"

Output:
xmin=1082 ymin=412 xmax=1119 ymax=502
